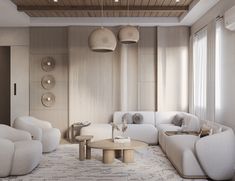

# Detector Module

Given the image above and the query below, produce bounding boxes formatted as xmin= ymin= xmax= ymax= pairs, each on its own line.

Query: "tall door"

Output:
xmin=0 ymin=47 xmax=10 ymax=125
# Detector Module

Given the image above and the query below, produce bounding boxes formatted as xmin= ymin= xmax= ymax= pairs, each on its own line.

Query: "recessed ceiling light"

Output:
xmin=114 ymin=0 xmax=119 ymax=2
xmin=176 ymin=0 xmax=180 ymax=2
xmin=53 ymin=0 xmax=58 ymax=2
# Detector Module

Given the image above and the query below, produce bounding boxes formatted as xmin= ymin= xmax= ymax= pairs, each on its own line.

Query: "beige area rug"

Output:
xmin=3 ymin=144 xmax=208 ymax=181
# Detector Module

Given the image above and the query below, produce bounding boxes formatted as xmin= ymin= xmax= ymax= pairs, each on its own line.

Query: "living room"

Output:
xmin=0 ymin=0 xmax=235 ymax=180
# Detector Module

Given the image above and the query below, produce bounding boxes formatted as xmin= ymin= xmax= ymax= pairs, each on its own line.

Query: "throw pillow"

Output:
xmin=181 ymin=113 xmax=200 ymax=132
xmin=172 ymin=113 xmax=184 ymax=126
xmin=199 ymin=123 xmax=213 ymax=138
xmin=132 ymin=113 xmax=144 ymax=124
xmin=203 ymin=120 xmax=223 ymax=134
xmin=122 ymin=113 xmax=133 ymax=124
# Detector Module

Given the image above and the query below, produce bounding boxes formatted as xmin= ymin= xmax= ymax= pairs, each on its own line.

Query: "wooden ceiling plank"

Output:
xmin=17 ymin=5 xmax=189 ymax=11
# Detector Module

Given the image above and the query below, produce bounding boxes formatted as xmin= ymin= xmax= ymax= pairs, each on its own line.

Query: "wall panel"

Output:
xmin=30 ymin=27 xmax=68 ymax=136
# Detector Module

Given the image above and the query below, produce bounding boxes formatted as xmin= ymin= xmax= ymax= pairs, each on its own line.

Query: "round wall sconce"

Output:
xmin=41 ymin=56 xmax=56 ymax=72
xmin=41 ymin=92 xmax=55 ymax=107
xmin=41 ymin=75 xmax=56 ymax=90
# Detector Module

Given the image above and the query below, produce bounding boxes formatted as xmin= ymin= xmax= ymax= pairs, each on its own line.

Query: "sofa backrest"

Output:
xmin=113 ymin=111 xmax=155 ymax=125
xmin=155 ymin=111 xmax=181 ymax=125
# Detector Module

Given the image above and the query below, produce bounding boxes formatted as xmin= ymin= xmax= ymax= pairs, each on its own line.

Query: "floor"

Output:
xmin=5 ymin=144 xmax=208 ymax=181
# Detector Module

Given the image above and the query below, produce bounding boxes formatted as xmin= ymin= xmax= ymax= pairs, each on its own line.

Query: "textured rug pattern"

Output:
xmin=3 ymin=144 xmax=207 ymax=181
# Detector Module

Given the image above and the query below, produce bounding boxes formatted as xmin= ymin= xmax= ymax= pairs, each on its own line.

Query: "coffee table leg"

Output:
xmin=79 ymin=141 xmax=85 ymax=161
xmin=115 ymin=150 xmax=122 ymax=158
xmin=123 ymin=149 xmax=134 ymax=163
xmin=86 ymin=139 xmax=91 ymax=159
xmin=103 ymin=149 xmax=115 ymax=164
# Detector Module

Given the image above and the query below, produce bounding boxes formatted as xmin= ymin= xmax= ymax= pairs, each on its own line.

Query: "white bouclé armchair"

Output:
xmin=13 ymin=116 xmax=61 ymax=153
xmin=0 ymin=124 xmax=42 ymax=177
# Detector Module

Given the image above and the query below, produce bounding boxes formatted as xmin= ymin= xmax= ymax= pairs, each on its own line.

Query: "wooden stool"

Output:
xmin=75 ymin=135 xmax=93 ymax=161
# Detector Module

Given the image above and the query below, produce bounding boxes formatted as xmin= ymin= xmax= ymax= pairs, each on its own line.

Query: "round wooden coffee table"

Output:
xmin=88 ymin=139 xmax=147 ymax=164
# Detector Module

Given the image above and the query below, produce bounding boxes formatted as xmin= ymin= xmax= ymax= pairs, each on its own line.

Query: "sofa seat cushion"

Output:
xmin=80 ymin=123 xmax=112 ymax=141
xmin=157 ymin=124 xmax=181 ymax=152
xmin=157 ymin=124 xmax=182 ymax=132
xmin=165 ymin=135 xmax=206 ymax=178
xmin=114 ymin=124 xmax=158 ymax=144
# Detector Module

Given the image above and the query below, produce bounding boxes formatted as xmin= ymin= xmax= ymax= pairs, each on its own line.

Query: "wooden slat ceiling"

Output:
xmin=11 ymin=0 xmax=193 ymax=17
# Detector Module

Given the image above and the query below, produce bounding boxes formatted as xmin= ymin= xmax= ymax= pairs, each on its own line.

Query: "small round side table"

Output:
xmin=75 ymin=135 xmax=93 ymax=161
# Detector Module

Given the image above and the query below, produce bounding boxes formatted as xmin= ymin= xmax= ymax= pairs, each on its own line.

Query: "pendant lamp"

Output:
xmin=118 ymin=0 xmax=139 ymax=44
xmin=88 ymin=27 xmax=117 ymax=52
xmin=88 ymin=0 xmax=117 ymax=52
xmin=119 ymin=26 xmax=139 ymax=44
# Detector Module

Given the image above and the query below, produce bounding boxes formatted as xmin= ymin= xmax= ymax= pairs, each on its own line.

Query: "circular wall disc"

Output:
xmin=41 ymin=75 xmax=56 ymax=90
xmin=41 ymin=92 xmax=55 ymax=107
xmin=41 ymin=57 xmax=56 ymax=72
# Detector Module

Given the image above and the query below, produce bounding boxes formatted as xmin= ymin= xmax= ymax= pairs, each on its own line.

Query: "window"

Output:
xmin=215 ymin=19 xmax=222 ymax=111
xmin=193 ymin=28 xmax=207 ymax=119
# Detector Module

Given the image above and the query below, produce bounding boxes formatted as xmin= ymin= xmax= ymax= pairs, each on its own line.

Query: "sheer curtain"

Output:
xmin=191 ymin=20 xmax=217 ymax=121
xmin=192 ymin=28 xmax=208 ymax=120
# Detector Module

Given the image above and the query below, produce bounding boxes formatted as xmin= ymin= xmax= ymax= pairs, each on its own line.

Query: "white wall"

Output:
xmin=0 ymin=28 xmax=29 ymax=125
xmin=191 ymin=0 xmax=235 ymax=131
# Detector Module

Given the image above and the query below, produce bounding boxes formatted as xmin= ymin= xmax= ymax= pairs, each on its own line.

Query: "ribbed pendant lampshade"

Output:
xmin=88 ymin=27 xmax=117 ymax=52
xmin=119 ymin=26 xmax=139 ymax=44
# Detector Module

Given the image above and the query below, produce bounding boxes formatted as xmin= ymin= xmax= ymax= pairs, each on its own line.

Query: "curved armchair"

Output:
xmin=0 ymin=124 xmax=42 ymax=177
xmin=13 ymin=116 xmax=61 ymax=153
xmin=195 ymin=126 xmax=235 ymax=180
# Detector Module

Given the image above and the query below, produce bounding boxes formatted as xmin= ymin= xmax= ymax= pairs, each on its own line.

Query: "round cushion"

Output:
xmin=133 ymin=113 xmax=144 ymax=124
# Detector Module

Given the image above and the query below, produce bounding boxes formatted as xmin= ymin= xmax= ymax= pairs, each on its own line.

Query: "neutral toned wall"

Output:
xmin=30 ymin=27 xmax=68 ymax=136
xmin=0 ymin=28 xmax=29 ymax=125
xmin=138 ymin=27 xmax=157 ymax=111
xmin=68 ymin=27 xmax=120 ymax=125
xmin=191 ymin=0 xmax=235 ymax=131
xmin=69 ymin=27 xmax=157 ymax=125
xmin=157 ymin=26 xmax=189 ymax=112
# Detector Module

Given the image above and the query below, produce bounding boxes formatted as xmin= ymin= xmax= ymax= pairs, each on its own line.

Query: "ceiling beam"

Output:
xmin=17 ymin=5 xmax=188 ymax=12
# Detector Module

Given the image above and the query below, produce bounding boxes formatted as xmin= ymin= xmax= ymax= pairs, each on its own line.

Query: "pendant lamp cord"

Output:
xmin=101 ymin=0 xmax=104 ymax=28
xmin=127 ymin=0 xmax=130 ymax=25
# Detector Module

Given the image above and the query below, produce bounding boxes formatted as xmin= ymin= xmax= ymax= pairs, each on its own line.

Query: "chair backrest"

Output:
xmin=113 ymin=111 xmax=155 ymax=125
xmin=15 ymin=116 xmax=52 ymax=130
xmin=0 ymin=124 xmax=31 ymax=142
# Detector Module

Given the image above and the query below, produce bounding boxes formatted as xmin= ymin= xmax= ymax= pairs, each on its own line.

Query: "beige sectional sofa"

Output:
xmin=81 ymin=111 xmax=235 ymax=180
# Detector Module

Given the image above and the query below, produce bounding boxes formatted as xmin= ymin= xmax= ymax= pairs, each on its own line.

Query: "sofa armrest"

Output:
xmin=195 ymin=129 xmax=235 ymax=180
xmin=0 ymin=138 xmax=15 ymax=177
xmin=13 ymin=118 xmax=42 ymax=140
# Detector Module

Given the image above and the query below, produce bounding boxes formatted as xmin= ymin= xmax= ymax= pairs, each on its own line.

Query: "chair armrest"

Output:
xmin=195 ymin=129 xmax=235 ymax=180
xmin=0 ymin=138 xmax=15 ymax=177
xmin=13 ymin=118 xmax=42 ymax=140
